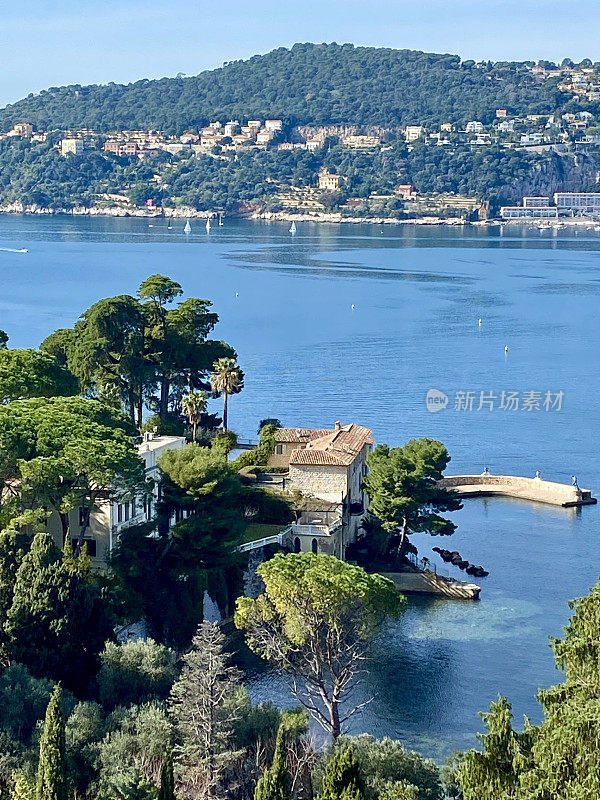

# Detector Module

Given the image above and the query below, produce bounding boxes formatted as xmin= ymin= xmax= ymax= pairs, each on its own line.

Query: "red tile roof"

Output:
xmin=289 ymin=424 xmax=373 ymax=467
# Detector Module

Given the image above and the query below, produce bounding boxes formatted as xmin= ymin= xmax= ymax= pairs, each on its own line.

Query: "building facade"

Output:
xmin=45 ymin=433 xmax=185 ymax=568
xmin=266 ymin=422 xmax=373 ymax=559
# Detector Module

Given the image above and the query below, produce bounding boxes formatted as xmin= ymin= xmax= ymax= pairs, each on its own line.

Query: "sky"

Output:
xmin=1 ymin=0 xmax=600 ymax=107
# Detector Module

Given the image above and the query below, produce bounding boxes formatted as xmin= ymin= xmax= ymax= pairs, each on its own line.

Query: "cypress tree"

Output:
xmin=158 ymin=747 xmax=176 ymax=800
xmin=36 ymin=685 xmax=68 ymax=800
xmin=254 ymin=721 xmax=290 ymax=800
xmin=318 ymin=744 xmax=366 ymax=800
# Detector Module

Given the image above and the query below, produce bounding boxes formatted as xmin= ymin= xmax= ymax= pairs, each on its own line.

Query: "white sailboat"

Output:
xmin=218 ymin=215 xmax=223 ymax=227
xmin=289 ymin=221 xmax=297 ymax=235
xmin=184 ymin=220 xmax=191 ymax=234
xmin=206 ymin=217 xmax=211 ymax=232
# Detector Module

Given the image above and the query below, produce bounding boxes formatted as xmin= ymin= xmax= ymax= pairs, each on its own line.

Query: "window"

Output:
xmin=131 ymin=498 xmax=136 ymax=517
xmin=311 ymin=538 xmax=318 ymax=555
xmin=275 ymin=444 xmax=284 ymax=455
xmin=71 ymin=538 xmax=97 ymax=557
xmin=124 ymin=503 xmax=130 ymax=522
xmin=78 ymin=507 xmax=89 ymax=527
xmin=146 ymin=499 xmax=152 ymax=519
xmin=294 ymin=537 xmax=301 ymax=553
xmin=117 ymin=504 xmax=123 ymax=523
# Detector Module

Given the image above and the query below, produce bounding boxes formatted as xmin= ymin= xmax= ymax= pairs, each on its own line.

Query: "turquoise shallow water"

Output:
xmin=1 ymin=215 xmax=599 ymax=759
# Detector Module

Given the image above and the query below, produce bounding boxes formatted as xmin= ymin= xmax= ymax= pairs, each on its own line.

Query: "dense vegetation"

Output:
xmin=3 ymin=135 xmax=599 ymax=213
xmin=0 ymin=44 xmax=579 ymax=134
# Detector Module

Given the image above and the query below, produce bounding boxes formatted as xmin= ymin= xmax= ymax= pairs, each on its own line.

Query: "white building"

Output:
xmin=554 ymin=192 xmax=600 ymax=214
xmin=45 ymin=433 xmax=185 ymax=568
xmin=466 ymin=121 xmax=484 ymax=134
xmin=405 ymin=125 xmax=425 ymax=142
xmin=265 ymin=119 xmax=283 ymax=132
xmin=60 ymin=137 xmax=84 ymax=156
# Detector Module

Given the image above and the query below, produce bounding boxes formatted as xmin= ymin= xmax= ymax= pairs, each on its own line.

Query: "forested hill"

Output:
xmin=0 ymin=43 xmax=573 ymax=134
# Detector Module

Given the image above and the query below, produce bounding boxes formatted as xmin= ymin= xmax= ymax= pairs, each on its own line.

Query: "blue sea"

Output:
xmin=2 ymin=214 xmax=599 ymax=760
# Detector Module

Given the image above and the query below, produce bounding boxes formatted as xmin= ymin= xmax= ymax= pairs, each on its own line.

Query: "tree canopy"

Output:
xmin=235 ymin=553 xmax=404 ymax=741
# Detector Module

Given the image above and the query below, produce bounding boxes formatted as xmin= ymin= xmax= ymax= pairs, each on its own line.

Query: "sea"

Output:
xmin=1 ymin=214 xmax=599 ymax=761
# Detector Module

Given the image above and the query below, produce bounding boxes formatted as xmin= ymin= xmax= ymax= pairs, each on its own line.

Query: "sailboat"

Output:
xmin=206 ymin=217 xmax=211 ymax=232
xmin=184 ymin=220 xmax=191 ymax=234
xmin=289 ymin=221 xmax=297 ymax=235
xmin=218 ymin=214 xmax=223 ymax=227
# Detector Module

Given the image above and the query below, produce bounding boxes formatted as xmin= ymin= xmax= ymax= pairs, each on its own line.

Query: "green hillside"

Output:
xmin=0 ymin=43 xmax=575 ymax=134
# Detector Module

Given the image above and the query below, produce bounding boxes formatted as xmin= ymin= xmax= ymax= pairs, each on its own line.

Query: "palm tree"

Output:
xmin=210 ymin=358 xmax=244 ymax=431
xmin=181 ymin=390 xmax=208 ymax=441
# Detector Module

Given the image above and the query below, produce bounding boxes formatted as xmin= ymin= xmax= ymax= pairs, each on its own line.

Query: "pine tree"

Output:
xmin=36 ymin=685 xmax=68 ymax=800
xmin=158 ymin=748 xmax=176 ymax=800
xmin=169 ymin=621 xmax=243 ymax=799
xmin=318 ymin=745 xmax=366 ymax=800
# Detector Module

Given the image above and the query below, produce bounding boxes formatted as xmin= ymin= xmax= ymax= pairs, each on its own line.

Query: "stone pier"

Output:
xmin=438 ymin=473 xmax=597 ymax=507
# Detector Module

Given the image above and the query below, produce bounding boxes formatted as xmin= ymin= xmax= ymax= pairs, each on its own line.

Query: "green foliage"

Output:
xmin=318 ymin=744 xmax=366 ymax=800
xmin=4 ymin=533 xmax=114 ymax=694
xmin=0 ymin=44 xmax=571 ymax=133
xmin=0 ymin=349 xmax=78 ymax=403
xmin=456 ymin=578 xmax=600 ymax=800
xmin=10 ymin=771 xmax=35 ymax=800
xmin=64 ymin=701 xmax=106 ymax=798
xmin=233 ymin=424 xmax=278 ymax=470
xmin=0 ymin=532 xmax=31 ymax=653
xmin=210 ymin=357 xmax=244 ymax=431
xmin=363 ymin=439 xmax=461 ymax=560
xmin=345 ymin=735 xmax=443 ymax=800
xmin=36 ymin=686 xmax=68 ymax=800
xmin=169 ymin=622 xmax=243 ymax=797
xmin=97 ymin=703 xmax=171 ymax=798
xmin=236 ymin=553 xmax=404 ymax=740
xmin=0 ymin=395 xmax=145 ymax=546
xmin=0 ymin=330 xmax=7 ymax=349
xmin=157 ymin=748 xmax=175 ymax=800
xmin=253 ymin=711 xmax=307 ymax=800
xmin=97 ymin=640 xmax=178 ymax=711
xmin=0 ymin=664 xmax=59 ymax=747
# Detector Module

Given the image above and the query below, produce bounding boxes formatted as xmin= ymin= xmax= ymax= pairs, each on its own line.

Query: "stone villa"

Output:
xmin=265 ymin=421 xmax=374 ymax=559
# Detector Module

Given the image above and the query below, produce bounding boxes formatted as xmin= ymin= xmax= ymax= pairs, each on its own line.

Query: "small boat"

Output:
xmin=289 ymin=221 xmax=297 ymax=235
xmin=167 ymin=225 xmax=173 ymax=230
xmin=206 ymin=217 xmax=211 ymax=232
xmin=184 ymin=221 xmax=191 ymax=234
xmin=218 ymin=215 xmax=223 ymax=227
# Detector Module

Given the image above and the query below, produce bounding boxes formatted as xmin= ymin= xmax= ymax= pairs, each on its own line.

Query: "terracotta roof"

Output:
xmin=274 ymin=427 xmax=332 ymax=443
xmin=289 ymin=424 xmax=373 ymax=467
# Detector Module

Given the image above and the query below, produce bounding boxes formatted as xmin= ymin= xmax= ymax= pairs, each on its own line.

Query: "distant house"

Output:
xmin=396 ymin=184 xmax=416 ymax=200
xmin=265 ymin=119 xmax=283 ymax=132
xmin=440 ymin=122 xmax=454 ymax=132
xmin=495 ymin=109 xmax=508 ymax=118
xmin=306 ymin=137 xmax=322 ymax=151
xmin=265 ymin=422 xmax=374 ymax=558
xmin=405 ymin=125 xmax=425 ymax=142
xmin=256 ymin=131 xmax=273 ymax=145
xmin=343 ymin=134 xmax=381 ymax=149
xmin=60 ymin=137 xmax=84 ymax=156
xmin=9 ymin=122 xmax=33 ymax=137
xmin=466 ymin=121 xmax=484 ymax=134
xmin=318 ymin=171 xmax=344 ymax=191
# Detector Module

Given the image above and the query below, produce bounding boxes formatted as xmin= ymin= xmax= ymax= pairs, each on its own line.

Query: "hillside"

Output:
xmin=0 ymin=43 xmax=575 ymax=134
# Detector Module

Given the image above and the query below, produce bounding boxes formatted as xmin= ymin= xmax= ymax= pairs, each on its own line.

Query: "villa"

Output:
xmin=264 ymin=422 xmax=374 ymax=558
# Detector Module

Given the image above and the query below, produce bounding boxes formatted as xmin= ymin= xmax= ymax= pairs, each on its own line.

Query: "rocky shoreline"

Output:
xmin=1 ymin=203 xmax=599 ymax=229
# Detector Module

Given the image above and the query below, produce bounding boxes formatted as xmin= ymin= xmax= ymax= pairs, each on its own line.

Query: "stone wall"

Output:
xmin=288 ymin=463 xmax=347 ymax=502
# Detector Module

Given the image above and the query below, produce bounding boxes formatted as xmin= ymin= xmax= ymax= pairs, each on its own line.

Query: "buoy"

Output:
xmin=505 ymin=345 xmax=509 ymax=353
xmin=478 ymin=318 xmax=482 ymax=326
xmin=235 ymin=292 xmax=239 ymax=297
xmin=351 ymin=304 xmax=355 ymax=310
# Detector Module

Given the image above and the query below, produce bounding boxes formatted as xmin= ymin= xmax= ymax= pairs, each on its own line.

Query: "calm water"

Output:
xmin=2 ymin=215 xmax=599 ymax=760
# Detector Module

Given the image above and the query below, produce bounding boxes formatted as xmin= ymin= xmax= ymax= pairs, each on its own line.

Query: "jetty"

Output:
xmin=438 ymin=473 xmax=597 ymax=507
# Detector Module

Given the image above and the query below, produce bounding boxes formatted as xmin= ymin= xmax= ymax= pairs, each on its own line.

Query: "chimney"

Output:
xmin=334 ymin=420 xmax=342 ymax=430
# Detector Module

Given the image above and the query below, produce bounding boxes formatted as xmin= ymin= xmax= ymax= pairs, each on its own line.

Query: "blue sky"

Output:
xmin=2 ymin=0 xmax=600 ymax=107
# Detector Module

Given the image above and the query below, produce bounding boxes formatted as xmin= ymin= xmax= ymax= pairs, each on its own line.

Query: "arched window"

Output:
xmin=294 ymin=537 xmax=301 ymax=553
xmin=311 ymin=538 xmax=318 ymax=555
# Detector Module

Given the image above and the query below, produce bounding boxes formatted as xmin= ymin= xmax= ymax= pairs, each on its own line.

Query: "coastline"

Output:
xmin=1 ymin=203 xmax=600 ymax=229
